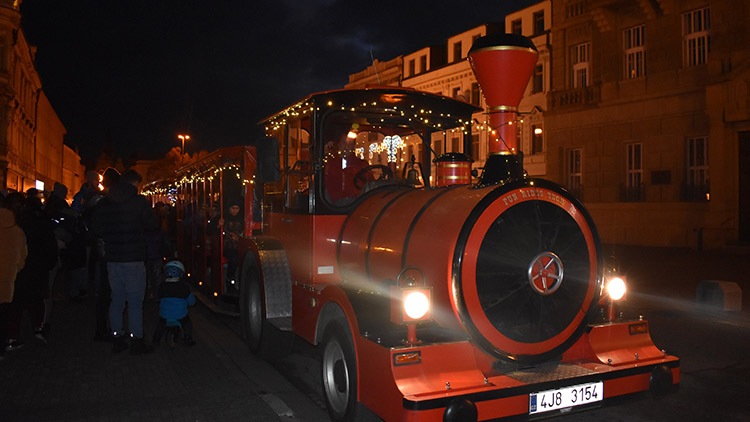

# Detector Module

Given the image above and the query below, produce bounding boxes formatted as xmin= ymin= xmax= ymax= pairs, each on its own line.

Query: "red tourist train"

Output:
xmin=161 ymin=34 xmax=679 ymax=421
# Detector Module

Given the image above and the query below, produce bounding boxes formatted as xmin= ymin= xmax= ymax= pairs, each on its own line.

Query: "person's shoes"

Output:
xmin=129 ymin=337 xmax=154 ymax=355
xmin=183 ymin=335 xmax=196 ymax=346
xmin=112 ymin=335 xmax=129 ymax=354
xmin=5 ymin=339 xmax=23 ymax=352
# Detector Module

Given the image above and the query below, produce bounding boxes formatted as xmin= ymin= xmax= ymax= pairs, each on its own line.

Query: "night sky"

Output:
xmin=19 ymin=0 xmax=535 ymax=167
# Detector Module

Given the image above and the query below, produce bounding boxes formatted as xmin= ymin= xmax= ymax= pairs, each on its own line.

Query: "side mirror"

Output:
xmin=256 ymin=136 xmax=280 ymax=183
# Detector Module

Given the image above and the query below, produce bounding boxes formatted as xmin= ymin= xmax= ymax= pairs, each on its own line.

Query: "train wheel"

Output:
xmin=321 ymin=322 xmax=359 ymax=422
xmin=239 ymin=258 xmax=266 ymax=353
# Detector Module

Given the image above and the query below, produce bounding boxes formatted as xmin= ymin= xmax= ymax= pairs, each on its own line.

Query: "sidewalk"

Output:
xmin=0 ymin=290 xmax=287 ymax=422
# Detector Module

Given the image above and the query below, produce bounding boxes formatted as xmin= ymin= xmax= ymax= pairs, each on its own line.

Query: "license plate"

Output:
xmin=529 ymin=381 xmax=603 ymax=414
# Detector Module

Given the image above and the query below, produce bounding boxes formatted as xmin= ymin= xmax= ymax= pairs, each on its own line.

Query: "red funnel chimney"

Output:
xmin=468 ymin=34 xmax=538 ymax=155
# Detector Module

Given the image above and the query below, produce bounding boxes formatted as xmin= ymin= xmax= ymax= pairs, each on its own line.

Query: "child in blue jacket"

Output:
xmin=153 ymin=260 xmax=196 ymax=346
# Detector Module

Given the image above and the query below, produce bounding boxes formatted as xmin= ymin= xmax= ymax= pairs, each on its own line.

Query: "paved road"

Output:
xmin=0 ymin=289 xmax=329 ymax=422
xmin=2 ymin=245 xmax=748 ymax=421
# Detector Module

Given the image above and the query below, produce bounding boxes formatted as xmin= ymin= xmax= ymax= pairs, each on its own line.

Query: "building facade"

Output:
xmin=545 ymin=0 xmax=750 ymax=248
xmin=0 ymin=1 xmax=82 ymax=199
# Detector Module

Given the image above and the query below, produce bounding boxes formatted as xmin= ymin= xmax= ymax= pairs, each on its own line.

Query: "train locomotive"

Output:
xmin=174 ymin=34 xmax=679 ymax=422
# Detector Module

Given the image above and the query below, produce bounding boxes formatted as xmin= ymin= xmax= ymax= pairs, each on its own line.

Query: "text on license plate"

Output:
xmin=529 ymin=381 xmax=603 ymax=414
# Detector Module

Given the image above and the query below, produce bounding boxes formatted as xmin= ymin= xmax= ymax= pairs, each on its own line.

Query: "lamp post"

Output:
xmin=178 ymin=134 xmax=190 ymax=164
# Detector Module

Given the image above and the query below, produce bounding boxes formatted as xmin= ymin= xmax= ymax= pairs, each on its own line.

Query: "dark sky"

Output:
xmin=19 ymin=0 xmax=536 ymax=166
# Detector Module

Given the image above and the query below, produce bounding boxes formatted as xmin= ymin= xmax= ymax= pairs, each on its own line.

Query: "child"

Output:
xmin=153 ymin=260 xmax=196 ymax=346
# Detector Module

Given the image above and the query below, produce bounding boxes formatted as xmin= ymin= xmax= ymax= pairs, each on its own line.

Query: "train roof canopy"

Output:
xmin=260 ymin=86 xmax=481 ymax=136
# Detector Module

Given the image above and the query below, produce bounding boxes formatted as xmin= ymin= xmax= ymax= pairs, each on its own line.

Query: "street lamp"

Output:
xmin=178 ymin=134 xmax=190 ymax=163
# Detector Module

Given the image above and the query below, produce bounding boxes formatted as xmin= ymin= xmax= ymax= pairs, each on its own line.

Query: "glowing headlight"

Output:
xmin=606 ymin=277 xmax=626 ymax=301
xmin=403 ymin=291 xmax=430 ymax=320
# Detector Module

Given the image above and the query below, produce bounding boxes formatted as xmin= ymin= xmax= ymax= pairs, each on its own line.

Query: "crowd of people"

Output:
xmin=0 ymin=167 xmax=186 ymax=359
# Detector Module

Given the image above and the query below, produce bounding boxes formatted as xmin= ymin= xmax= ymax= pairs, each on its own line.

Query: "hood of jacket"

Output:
xmin=0 ymin=208 xmax=16 ymax=229
xmin=107 ymin=181 xmax=138 ymax=203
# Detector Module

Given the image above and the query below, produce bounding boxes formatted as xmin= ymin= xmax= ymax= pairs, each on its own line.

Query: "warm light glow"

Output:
xmin=404 ymin=291 xmax=430 ymax=319
xmin=606 ymin=277 xmax=626 ymax=301
xmin=534 ymin=127 xmax=543 ymax=135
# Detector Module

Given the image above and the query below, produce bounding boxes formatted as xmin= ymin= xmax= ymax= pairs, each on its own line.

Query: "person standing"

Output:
xmin=5 ymin=193 xmax=58 ymax=349
xmin=0 ymin=195 xmax=27 ymax=358
xmin=92 ymin=169 xmax=159 ymax=354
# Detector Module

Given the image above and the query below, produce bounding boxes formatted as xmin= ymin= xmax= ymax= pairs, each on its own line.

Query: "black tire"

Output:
xmin=239 ymin=257 xmax=265 ymax=353
xmin=321 ymin=322 xmax=360 ymax=422
xmin=238 ymin=256 xmax=292 ymax=359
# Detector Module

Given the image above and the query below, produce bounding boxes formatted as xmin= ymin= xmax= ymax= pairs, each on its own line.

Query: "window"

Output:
xmin=567 ymin=148 xmax=583 ymax=199
xmin=625 ymin=143 xmax=644 ymax=201
xmin=533 ymin=64 xmax=544 ymax=93
xmin=683 ymin=7 xmax=710 ymax=67
xmin=451 ymin=136 xmax=460 ymax=153
xmin=471 ymin=83 xmax=481 ymax=106
xmin=571 ymin=42 xmax=590 ymax=88
xmin=531 ymin=125 xmax=543 ymax=155
xmin=471 ymin=134 xmax=480 ymax=160
xmin=408 ymin=59 xmax=415 ymax=77
xmin=533 ymin=11 xmax=545 ymax=35
xmin=624 ymin=25 xmax=645 ymax=79
xmin=452 ymin=86 xmax=461 ymax=99
xmin=511 ymin=19 xmax=522 ymax=35
xmin=686 ymin=136 xmax=709 ymax=201
xmin=419 ymin=55 xmax=427 ymax=73
xmin=453 ymin=41 xmax=462 ymax=62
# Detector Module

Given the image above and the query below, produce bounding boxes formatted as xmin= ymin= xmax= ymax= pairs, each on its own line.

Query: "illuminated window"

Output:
xmin=571 ymin=42 xmax=590 ymax=88
xmin=683 ymin=7 xmax=710 ymax=67
xmin=567 ymin=148 xmax=583 ymax=199
xmin=531 ymin=125 xmax=543 ymax=155
xmin=511 ymin=19 xmax=522 ymax=35
xmin=624 ymin=25 xmax=645 ymax=79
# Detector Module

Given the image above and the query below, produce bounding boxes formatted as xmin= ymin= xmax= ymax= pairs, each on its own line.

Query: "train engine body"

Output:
xmin=234 ymin=34 xmax=678 ymax=421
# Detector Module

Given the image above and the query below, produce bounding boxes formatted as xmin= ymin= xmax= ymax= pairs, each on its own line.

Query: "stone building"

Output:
xmin=544 ymin=0 xmax=750 ymax=248
xmin=344 ymin=0 xmax=750 ymax=249
xmin=0 ymin=1 xmax=82 ymax=198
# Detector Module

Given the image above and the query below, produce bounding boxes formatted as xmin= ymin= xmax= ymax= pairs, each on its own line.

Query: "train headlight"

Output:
xmin=606 ymin=277 xmax=627 ymax=301
xmin=390 ymin=286 xmax=433 ymax=324
xmin=404 ymin=290 xmax=430 ymax=320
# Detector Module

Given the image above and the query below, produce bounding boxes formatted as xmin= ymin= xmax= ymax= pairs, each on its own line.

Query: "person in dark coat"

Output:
xmin=4 ymin=193 xmax=57 ymax=350
xmin=91 ymin=169 xmax=159 ymax=355
xmin=91 ymin=168 xmax=119 ymax=341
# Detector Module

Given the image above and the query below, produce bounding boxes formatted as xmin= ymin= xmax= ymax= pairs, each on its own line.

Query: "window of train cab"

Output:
xmin=269 ymin=116 xmax=312 ymax=214
xmin=320 ymin=112 xmax=394 ymax=210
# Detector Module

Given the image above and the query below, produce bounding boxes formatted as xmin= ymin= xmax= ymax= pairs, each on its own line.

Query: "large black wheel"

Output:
xmin=239 ymin=255 xmax=291 ymax=359
xmin=239 ymin=257 xmax=267 ymax=354
xmin=321 ymin=322 xmax=360 ymax=422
